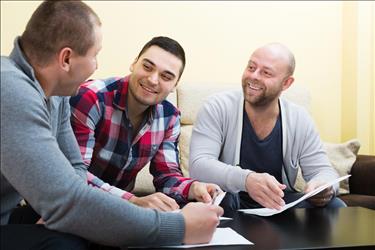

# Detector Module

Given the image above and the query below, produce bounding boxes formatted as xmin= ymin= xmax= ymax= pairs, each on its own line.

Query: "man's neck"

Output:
xmin=245 ymin=99 xmax=280 ymax=140
xmin=127 ymin=90 xmax=149 ymax=133
xmin=33 ymin=65 xmax=57 ymax=98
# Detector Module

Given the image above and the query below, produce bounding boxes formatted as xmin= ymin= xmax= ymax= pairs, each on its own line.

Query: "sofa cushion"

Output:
xmin=339 ymin=194 xmax=375 ymax=210
xmin=349 ymin=155 xmax=375 ymax=196
xmin=177 ymin=83 xmax=238 ymax=125
xmin=179 ymin=125 xmax=193 ymax=177
xmin=294 ymin=139 xmax=361 ymax=194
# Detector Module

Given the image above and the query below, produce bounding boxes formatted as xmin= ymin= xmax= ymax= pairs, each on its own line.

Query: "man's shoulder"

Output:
xmin=71 ymin=77 xmax=124 ymax=107
xmin=280 ymin=97 xmax=310 ymax=116
xmin=158 ymin=99 xmax=180 ymax=117
xmin=1 ymin=56 xmax=23 ymax=78
xmin=205 ymin=89 xmax=242 ymax=108
xmin=79 ymin=77 xmax=124 ymax=94
xmin=1 ymin=56 xmax=39 ymax=99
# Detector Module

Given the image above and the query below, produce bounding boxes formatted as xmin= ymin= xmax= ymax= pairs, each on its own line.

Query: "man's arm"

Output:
xmin=149 ymin=108 xmax=221 ymax=204
xmin=297 ymin=108 xmax=340 ymax=192
xmin=1 ymin=74 xmax=185 ymax=246
xmin=150 ymin=113 xmax=195 ymax=203
xmin=189 ymin=97 xmax=251 ymax=193
xmin=291 ymin=107 xmax=339 ymax=205
xmin=69 ymin=87 xmax=137 ymax=200
xmin=56 ymin=97 xmax=87 ymax=180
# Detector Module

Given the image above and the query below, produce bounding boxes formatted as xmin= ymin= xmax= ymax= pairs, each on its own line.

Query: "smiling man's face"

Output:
xmin=128 ymin=45 xmax=182 ymax=108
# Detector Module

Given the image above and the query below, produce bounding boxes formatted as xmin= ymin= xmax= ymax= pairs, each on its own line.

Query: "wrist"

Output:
xmin=128 ymin=195 xmax=139 ymax=204
xmin=188 ymin=181 xmax=198 ymax=200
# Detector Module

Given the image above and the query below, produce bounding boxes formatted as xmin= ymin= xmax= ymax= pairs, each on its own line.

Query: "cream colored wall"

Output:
xmin=1 ymin=1 xmax=374 ymax=154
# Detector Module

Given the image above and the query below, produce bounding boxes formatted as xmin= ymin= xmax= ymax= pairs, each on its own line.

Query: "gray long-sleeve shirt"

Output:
xmin=189 ymin=90 xmax=339 ymax=193
xmin=0 ymin=38 xmax=185 ymax=247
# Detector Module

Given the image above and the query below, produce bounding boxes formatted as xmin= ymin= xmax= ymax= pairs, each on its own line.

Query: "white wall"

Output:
xmin=1 ymin=1 xmax=374 ymax=154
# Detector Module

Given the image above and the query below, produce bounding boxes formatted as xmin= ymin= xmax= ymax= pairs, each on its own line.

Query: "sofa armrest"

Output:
xmin=349 ymin=154 xmax=375 ymax=196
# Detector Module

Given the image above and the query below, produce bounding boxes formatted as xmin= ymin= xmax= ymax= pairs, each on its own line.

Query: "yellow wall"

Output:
xmin=1 ymin=1 xmax=374 ymax=154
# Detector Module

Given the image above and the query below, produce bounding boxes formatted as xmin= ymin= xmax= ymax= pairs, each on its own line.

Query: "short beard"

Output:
xmin=128 ymin=79 xmax=154 ymax=107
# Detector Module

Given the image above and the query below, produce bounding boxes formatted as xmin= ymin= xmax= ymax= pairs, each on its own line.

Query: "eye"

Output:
xmin=263 ymin=71 xmax=272 ymax=77
xmin=161 ymin=73 xmax=173 ymax=81
xmin=248 ymin=65 xmax=255 ymax=72
xmin=143 ymin=63 xmax=152 ymax=71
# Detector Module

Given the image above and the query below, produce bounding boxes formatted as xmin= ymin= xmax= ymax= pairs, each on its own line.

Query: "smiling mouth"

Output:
xmin=140 ymin=83 xmax=158 ymax=94
xmin=248 ymin=82 xmax=262 ymax=91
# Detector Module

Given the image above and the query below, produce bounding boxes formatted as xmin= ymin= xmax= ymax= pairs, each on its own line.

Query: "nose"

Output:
xmin=148 ymin=72 xmax=159 ymax=85
xmin=248 ymin=68 xmax=261 ymax=81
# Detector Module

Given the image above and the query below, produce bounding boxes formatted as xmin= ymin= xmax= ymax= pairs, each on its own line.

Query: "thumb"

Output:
xmin=304 ymin=181 xmax=319 ymax=193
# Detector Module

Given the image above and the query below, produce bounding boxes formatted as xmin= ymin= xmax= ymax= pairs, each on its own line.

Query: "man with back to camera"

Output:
xmin=0 ymin=1 xmax=223 ymax=249
xmin=70 ymin=36 xmax=222 ymax=211
xmin=189 ymin=43 xmax=346 ymax=215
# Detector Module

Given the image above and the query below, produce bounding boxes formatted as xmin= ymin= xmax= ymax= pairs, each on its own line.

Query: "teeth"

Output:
xmin=140 ymin=83 xmax=157 ymax=93
xmin=248 ymin=82 xmax=262 ymax=90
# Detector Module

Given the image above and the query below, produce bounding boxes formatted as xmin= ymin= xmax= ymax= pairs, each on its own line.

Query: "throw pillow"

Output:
xmin=294 ymin=139 xmax=361 ymax=194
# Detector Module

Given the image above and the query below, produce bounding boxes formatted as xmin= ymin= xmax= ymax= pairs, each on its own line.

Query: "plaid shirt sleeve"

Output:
xmin=150 ymin=112 xmax=195 ymax=204
xmin=70 ymin=86 xmax=134 ymax=200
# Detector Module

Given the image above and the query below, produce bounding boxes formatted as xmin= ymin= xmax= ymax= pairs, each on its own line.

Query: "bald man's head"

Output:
xmin=253 ymin=43 xmax=295 ymax=76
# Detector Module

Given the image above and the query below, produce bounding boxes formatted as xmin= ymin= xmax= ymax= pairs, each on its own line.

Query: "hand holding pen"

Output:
xmin=188 ymin=181 xmax=224 ymax=204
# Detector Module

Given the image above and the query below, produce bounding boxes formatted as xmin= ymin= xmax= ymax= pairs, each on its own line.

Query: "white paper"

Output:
xmin=160 ymin=228 xmax=253 ymax=248
xmin=171 ymin=192 xmax=227 ymax=214
xmin=239 ymin=174 xmax=350 ymax=216
xmin=213 ymin=191 xmax=226 ymax=206
xmin=219 ymin=216 xmax=233 ymax=220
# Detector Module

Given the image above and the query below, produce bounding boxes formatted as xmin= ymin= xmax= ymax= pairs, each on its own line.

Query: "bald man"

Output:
xmin=189 ymin=43 xmax=346 ymax=214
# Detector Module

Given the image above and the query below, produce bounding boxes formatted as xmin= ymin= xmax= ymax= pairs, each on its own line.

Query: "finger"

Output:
xmin=209 ymin=184 xmax=223 ymax=194
xmin=256 ymin=190 xmax=284 ymax=210
xmin=209 ymin=204 xmax=224 ymax=217
xmin=266 ymin=178 xmax=285 ymax=198
xmin=265 ymin=182 xmax=285 ymax=205
xmin=196 ymin=186 xmax=213 ymax=203
xmin=304 ymin=182 xmax=319 ymax=193
xmin=156 ymin=193 xmax=180 ymax=210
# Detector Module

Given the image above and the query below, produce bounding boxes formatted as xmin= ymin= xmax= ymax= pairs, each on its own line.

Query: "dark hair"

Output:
xmin=20 ymin=0 xmax=101 ymax=66
xmin=137 ymin=36 xmax=186 ymax=79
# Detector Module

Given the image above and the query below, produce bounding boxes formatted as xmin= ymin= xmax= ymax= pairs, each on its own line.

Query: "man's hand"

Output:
xmin=129 ymin=192 xmax=179 ymax=211
xmin=181 ymin=202 xmax=223 ymax=244
xmin=245 ymin=172 xmax=286 ymax=210
xmin=188 ymin=181 xmax=223 ymax=204
xmin=36 ymin=218 xmax=45 ymax=224
xmin=305 ymin=181 xmax=334 ymax=207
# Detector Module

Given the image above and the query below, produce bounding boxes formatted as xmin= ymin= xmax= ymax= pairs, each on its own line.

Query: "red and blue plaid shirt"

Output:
xmin=70 ymin=76 xmax=194 ymax=203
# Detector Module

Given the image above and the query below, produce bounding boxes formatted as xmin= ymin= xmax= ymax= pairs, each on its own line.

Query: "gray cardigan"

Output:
xmin=189 ymin=90 xmax=339 ymax=194
xmin=0 ymin=38 xmax=184 ymax=247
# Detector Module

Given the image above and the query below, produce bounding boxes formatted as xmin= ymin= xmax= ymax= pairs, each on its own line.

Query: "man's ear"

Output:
xmin=58 ymin=47 xmax=73 ymax=72
xmin=282 ymin=76 xmax=294 ymax=91
xmin=129 ymin=57 xmax=138 ymax=72
xmin=170 ymin=85 xmax=177 ymax=93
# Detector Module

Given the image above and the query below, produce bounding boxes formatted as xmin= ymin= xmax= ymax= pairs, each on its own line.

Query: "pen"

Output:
xmin=211 ymin=189 xmax=220 ymax=205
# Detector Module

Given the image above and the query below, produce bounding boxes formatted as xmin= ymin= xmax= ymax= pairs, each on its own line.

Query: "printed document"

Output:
xmin=239 ymin=175 xmax=350 ymax=216
xmin=160 ymin=228 xmax=253 ymax=248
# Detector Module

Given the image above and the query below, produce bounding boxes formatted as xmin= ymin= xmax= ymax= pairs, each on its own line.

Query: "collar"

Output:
xmin=9 ymin=37 xmax=47 ymax=101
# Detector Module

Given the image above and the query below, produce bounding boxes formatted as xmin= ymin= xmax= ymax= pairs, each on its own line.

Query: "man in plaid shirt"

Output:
xmin=70 ymin=36 xmax=220 ymax=211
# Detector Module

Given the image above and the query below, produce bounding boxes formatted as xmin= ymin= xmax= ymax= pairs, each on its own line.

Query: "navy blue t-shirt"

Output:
xmin=239 ymin=107 xmax=283 ymax=207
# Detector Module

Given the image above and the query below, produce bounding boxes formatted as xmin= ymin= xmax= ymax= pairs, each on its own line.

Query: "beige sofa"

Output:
xmin=133 ymin=83 xmax=369 ymax=207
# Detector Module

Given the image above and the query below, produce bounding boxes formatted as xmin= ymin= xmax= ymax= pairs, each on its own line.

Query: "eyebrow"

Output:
xmin=142 ymin=58 xmax=176 ymax=79
xmin=248 ymin=60 xmax=274 ymax=72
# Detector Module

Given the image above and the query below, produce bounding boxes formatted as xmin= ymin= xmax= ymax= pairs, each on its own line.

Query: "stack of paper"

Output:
xmin=239 ymin=175 xmax=350 ymax=216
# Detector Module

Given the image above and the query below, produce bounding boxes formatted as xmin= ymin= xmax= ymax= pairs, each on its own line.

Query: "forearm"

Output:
xmin=190 ymin=155 xmax=250 ymax=193
xmin=87 ymin=172 xmax=134 ymax=200
xmin=1 ymin=97 xmax=185 ymax=246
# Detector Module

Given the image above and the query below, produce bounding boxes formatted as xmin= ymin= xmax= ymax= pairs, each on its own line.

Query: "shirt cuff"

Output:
xmin=121 ymin=191 xmax=135 ymax=200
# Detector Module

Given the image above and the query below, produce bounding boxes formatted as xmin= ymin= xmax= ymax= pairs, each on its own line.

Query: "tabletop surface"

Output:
xmin=148 ymin=206 xmax=375 ymax=250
